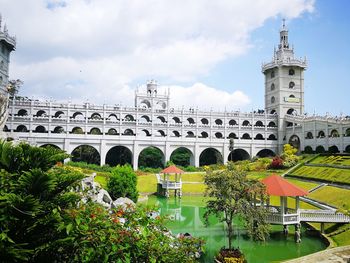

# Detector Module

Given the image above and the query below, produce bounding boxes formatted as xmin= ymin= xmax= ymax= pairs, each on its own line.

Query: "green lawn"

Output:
xmin=308 ymin=186 xmax=350 ymax=211
xmin=285 ymin=178 xmax=319 ymax=191
xmin=310 ymin=155 xmax=350 ymax=166
xmin=289 ymin=166 xmax=350 ymax=185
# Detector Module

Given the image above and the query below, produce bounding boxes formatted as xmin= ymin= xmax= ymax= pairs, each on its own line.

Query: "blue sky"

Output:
xmin=1 ymin=0 xmax=349 ymax=115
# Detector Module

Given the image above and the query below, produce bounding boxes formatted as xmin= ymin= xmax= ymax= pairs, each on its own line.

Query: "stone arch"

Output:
xmin=170 ymin=147 xmax=194 ymax=167
xmin=15 ymin=125 xmax=28 ymax=132
xmin=254 ymin=133 xmax=264 ymax=140
xmin=72 ymin=112 xmax=84 ymax=119
xmin=156 ymin=116 xmax=166 ymax=123
xmin=156 ymin=130 xmax=166 ymax=137
xmin=306 ymin=132 xmax=313 ymax=139
xmin=186 ymin=131 xmax=195 ymax=138
xmin=286 ymin=122 xmax=293 ymax=127
xmin=227 ymin=132 xmax=237 ymax=139
xmin=140 ymin=99 xmax=151 ymax=108
xmin=289 ymin=69 xmax=295 ymax=75
xmin=172 ymin=117 xmax=181 ymax=124
xmin=317 ymin=131 xmax=325 ymax=138
xmin=3 ymin=125 xmax=9 ymax=132
xmin=17 ymin=109 xmax=28 ymax=116
xmin=345 ymin=145 xmax=350 ymax=153
xmin=200 ymin=131 xmax=208 ymax=138
xmin=105 ymin=146 xmax=132 ymax=167
xmin=267 ymin=134 xmax=277 ymax=140
xmin=140 ymin=129 xmax=151 ymax=137
xmin=71 ymin=127 xmax=84 ymax=134
xmin=289 ymin=81 xmax=295 ymax=89
xmin=289 ymin=94 xmax=295 ymax=98
xmin=139 ymin=115 xmax=151 ymax=122
xmin=228 ymin=149 xmax=250 ymax=162
xmin=40 ymin=144 xmax=61 ymax=150
xmin=155 ymin=101 xmax=166 ymax=110
xmin=229 ymin=119 xmax=237 ymax=126
xmin=241 ymin=133 xmax=251 ymax=139
xmin=54 ymin=111 xmax=65 ymax=118
xmin=201 ymin=118 xmax=209 ymax=125
xmin=330 ymin=129 xmax=339 ymax=138
xmin=36 ymin=110 xmax=47 ymax=117
xmin=187 ymin=117 xmax=195 ymax=124
xmin=289 ymin=135 xmax=301 ymax=150
xmin=271 ymin=96 xmax=275 ymax=104
xmin=107 ymin=128 xmax=118 ymax=135
xmin=53 ymin=126 xmax=64 ymax=134
xmin=215 ymin=119 xmax=223 ymax=125
xmin=255 ymin=120 xmax=264 ymax=127
xmin=138 ymin=146 xmax=165 ymax=168
xmin=315 ymin=145 xmax=326 ymax=153
xmin=304 ymin=146 xmax=314 ymax=154
xmin=90 ymin=127 xmax=102 ymax=135
xmin=215 ymin=132 xmax=223 ymax=138
xmin=124 ymin=114 xmax=135 ymax=121
xmin=271 ymin=83 xmax=275 ymax=90
xmin=346 ymin=128 xmax=350 ymax=137
xmin=268 ymin=121 xmax=276 ymax=127
xmin=256 ymin=149 xmax=275 ymax=158
xmin=34 ymin=125 xmax=47 ymax=133
xmin=90 ymin=112 xmax=102 ymax=120
xmin=172 ymin=130 xmax=181 ymax=137
xmin=242 ymin=120 xmax=250 ymax=126
xmin=108 ymin=114 xmax=119 ymax=121
xmin=328 ymin=145 xmax=339 ymax=153
xmin=287 ymin=108 xmax=296 ymax=115
xmin=199 ymin=148 xmax=223 ymax=166
xmin=270 ymin=109 xmax=277 ymax=114
xmin=71 ymin=145 xmax=100 ymax=165
xmin=123 ymin=129 xmax=135 ymax=136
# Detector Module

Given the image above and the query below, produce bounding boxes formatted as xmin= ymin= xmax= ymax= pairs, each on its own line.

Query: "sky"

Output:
xmin=0 ymin=0 xmax=349 ymax=115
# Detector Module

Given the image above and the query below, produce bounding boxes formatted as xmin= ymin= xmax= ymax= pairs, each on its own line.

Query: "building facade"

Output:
xmin=2 ymin=20 xmax=350 ymax=169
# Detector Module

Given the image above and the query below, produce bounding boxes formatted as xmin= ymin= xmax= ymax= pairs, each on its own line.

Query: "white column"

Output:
xmin=100 ymin=141 xmax=106 ymax=166
xmin=133 ymin=142 xmax=139 ymax=170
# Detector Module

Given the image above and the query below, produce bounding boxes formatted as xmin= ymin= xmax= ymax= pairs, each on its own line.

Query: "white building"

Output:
xmin=1 ymin=20 xmax=350 ymax=169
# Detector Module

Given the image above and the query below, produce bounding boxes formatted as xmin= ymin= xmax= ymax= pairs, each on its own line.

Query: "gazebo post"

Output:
xmin=295 ymin=196 xmax=300 ymax=211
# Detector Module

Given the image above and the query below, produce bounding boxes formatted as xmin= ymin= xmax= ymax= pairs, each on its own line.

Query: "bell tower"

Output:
xmin=0 ymin=15 xmax=16 ymax=137
xmin=135 ymin=80 xmax=170 ymax=111
xmin=262 ymin=20 xmax=307 ymax=151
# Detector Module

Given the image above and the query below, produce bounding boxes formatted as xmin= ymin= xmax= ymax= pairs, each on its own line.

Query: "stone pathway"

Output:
xmin=284 ymin=245 xmax=350 ymax=263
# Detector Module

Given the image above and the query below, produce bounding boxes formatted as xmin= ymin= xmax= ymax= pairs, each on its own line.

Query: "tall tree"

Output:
xmin=204 ymin=163 xmax=269 ymax=250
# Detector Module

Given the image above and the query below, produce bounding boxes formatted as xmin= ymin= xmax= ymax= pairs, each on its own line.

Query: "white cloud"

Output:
xmin=1 ymin=0 xmax=315 ymax=109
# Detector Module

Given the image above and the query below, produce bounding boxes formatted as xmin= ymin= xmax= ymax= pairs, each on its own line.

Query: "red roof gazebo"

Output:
xmin=261 ymin=174 xmax=309 ymax=226
xmin=160 ymin=165 xmax=184 ymax=175
xmin=158 ymin=165 xmax=184 ymax=198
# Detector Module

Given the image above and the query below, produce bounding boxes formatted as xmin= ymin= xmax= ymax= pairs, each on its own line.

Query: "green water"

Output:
xmin=146 ymin=195 xmax=327 ymax=263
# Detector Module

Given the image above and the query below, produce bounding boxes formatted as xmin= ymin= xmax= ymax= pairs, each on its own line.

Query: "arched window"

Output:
xmin=289 ymin=94 xmax=295 ymax=98
xmin=287 ymin=108 xmax=296 ymax=115
xmin=90 ymin=128 xmax=102 ymax=135
xmin=289 ymin=69 xmax=295 ymax=75
xmin=330 ymin=129 xmax=339 ymax=138
xmin=267 ymin=121 xmax=276 ymax=127
xmin=124 ymin=115 xmax=135 ymax=121
xmin=107 ymin=128 xmax=118 ymax=135
xmin=187 ymin=118 xmax=195 ymax=124
xmin=267 ymin=134 xmax=277 ymax=140
xmin=241 ymin=133 xmax=251 ymax=139
xmin=242 ymin=120 xmax=250 ymax=126
xmin=18 ymin=109 xmax=28 ymax=116
xmin=271 ymin=96 xmax=275 ymax=104
xmin=201 ymin=118 xmax=209 ymax=125
xmin=227 ymin=133 xmax=238 ymax=139
xmin=255 ymin=121 xmax=264 ymax=127
xmin=200 ymin=131 xmax=208 ymax=138
xmin=317 ymin=131 xmax=325 ymax=138
xmin=53 ymin=126 xmax=64 ymax=134
xmin=270 ymin=109 xmax=277 ymax=114
xmin=215 ymin=132 xmax=223 ymax=138
xmin=306 ymin=132 xmax=313 ymax=139
xmin=172 ymin=131 xmax=180 ymax=137
xmin=270 ymin=71 xmax=275 ymax=78
xmin=72 ymin=127 xmax=84 ymax=134
xmin=186 ymin=131 xmax=195 ymax=138
xmin=123 ymin=129 xmax=134 ymax=136
xmin=229 ymin=119 xmax=237 ymax=126
xmin=254 ymin=134 xmax=264 ymax=140
xmin=16 ymin=125 xmax=28 ymax=132
xmin=90 ymin=113 xmax=102 ymax=120
xmin=34 ymin=126 xmax=46 ymax=133
xmin=215 ymin=119 xmax=223 ymax=125
xmin=289 ymin=81 xmax=295 ymax=89
xmin=271 ymin=83 xmax=275 ymax=91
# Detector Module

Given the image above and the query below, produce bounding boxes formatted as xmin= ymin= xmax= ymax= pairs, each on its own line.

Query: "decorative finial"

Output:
xmin=282 ymin=18 xmax=286 ymax=29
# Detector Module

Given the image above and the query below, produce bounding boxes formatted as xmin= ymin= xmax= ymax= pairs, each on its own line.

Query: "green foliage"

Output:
xmin=45 ymin=203 xmax=204 ymax=262
xmin=139 ymin=147 xmax=164 ymax=168
xmin=203 ymin=163 xmax=269 ymax=250
xmin=107 ymin=165 xmax=138 ymax=202
xmin=170 ymin=148 xmax=192 ymax=167
xmin=269 ymin=156 xmax=284 ymax=169
xmin=67 ymin=161 xmax=112 ymax=172
xmin=281 ymin=144 xmax=299 ymax=168
xmin=0 ymin=140 xmax=84 ymax=262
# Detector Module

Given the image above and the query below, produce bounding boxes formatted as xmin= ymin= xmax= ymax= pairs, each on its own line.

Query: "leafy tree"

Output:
xmin=204 ymin=163 xmax=269 ymax=250
xmin=7 ymin=79 xmax=24 ymax=97
xmin=170 ymin=148 xmax=192 ymax=167
xmin=0 ymin=140 xmax=84 ymax=262
xmin=281 ymin=144 xmax=299 ymax=168
xmin=107 ymin=165 xmax=138 ymax=202
xmin=138 ymin=147 xmax=164 ymax=168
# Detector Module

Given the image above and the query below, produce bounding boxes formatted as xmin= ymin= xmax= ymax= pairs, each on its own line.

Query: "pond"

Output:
xmin=146 ymin=195 xmax=327 ymax=263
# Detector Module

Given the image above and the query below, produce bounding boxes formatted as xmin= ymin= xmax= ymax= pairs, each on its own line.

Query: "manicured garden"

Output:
xmin=310 ymin=155 xmax=350 ymax=167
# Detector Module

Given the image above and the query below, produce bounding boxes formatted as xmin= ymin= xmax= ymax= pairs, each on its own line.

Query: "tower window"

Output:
xmin=289 ymin=81 xmax=295 ymax=89
xmin=289 ymin=69 xmax=295 ymax=75
xmin=271 ymin=83 xmax=275 ymax=91
xmin=271 ymin=71 xmax=275 ymax=78
xmin=271 ymin=96 xmax=275 ymax=104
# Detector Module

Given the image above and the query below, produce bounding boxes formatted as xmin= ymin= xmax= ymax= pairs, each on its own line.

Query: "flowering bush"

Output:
xmin=269 ymin=156 xmax=284 ymax=169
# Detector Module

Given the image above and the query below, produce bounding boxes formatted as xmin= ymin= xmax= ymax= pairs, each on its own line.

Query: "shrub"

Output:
xmin=107 ymin=165 xmax=138 ymax=202
xmin=269 ymin=156 xmax=284 ymax=169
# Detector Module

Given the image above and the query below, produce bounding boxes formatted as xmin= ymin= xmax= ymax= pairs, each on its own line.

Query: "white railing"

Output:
xmin=160 ymin=181 xmax=182 ymax=189
xmin=266 ymin=212 xmax=299 ymax=225
xmin=299 ymin=209 xmax=350 ymax=223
